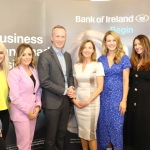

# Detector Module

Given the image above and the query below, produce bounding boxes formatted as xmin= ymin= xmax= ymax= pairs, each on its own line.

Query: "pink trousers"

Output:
xmin=13 ymin=120 xmax=36 ymax=150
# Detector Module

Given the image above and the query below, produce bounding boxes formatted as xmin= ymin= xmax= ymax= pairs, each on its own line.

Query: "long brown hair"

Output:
xmin=130 ymin=35 xmax=150 ymax=71
xmin=102 ymin=30 xmax=125 ymax=64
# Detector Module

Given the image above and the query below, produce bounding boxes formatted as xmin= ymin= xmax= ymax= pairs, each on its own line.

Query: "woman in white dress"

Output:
xmin=72 ymin=39 xmax=104 ymax=150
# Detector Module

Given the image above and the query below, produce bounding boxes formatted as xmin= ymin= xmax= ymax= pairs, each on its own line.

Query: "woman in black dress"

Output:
xmin=124 ymin=34 xmax=150 ymax=150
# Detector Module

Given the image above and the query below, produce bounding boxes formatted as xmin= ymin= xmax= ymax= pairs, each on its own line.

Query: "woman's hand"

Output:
xmin=33 ymin=106 xmax=40 ymax=117
xmin=72 ymin=99 xmax=82 ymax=108
xmin=78 ymin=100 xmax=90 ymax=109
xmin=28 ymin=106 xmax=41 ymax=120
xmin=27 ymin=112 xmax=37 ymax=120
xmin=119 ymin=100 xmax=126 ymax=115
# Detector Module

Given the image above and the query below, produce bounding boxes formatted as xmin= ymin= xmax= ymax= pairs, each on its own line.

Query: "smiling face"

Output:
xmin=134 ymin=39 xmax=144 ymax=56
xmin=0 ymin=47 xmax=5 ymax=65
xmin=51 ymin=28 xmax=66 ymax=51
xmin=105 ymin=34 xmax=117 ymax=51
xmin=82 ymin=42 xmax=94 ymax=59
xmin=20 ymin=47 xmax=32 ymax=68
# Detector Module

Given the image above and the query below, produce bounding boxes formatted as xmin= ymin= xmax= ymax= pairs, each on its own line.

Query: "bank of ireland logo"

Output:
xmin=135 ymin=14 xmax=149 ymax=22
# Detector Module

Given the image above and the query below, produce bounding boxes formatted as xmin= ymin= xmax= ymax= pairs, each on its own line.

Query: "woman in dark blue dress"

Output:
xmin=124 ymin=35 xmax=150 ymax=150
xmin=97 ymin=30 xmax=131 ymax=150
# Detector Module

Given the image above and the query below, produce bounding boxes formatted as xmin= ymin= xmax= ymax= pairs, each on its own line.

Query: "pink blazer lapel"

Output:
xmin=19 ymin=65 xmax=34 ymax=89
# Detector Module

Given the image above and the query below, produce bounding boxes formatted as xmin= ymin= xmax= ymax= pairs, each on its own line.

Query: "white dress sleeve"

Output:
xmin=96 ymin=62 xmax=105 ymax=76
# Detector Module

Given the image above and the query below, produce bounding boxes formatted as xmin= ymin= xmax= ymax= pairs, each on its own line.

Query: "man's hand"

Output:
xmin=66 ymin=87 xmax=76 ymax=98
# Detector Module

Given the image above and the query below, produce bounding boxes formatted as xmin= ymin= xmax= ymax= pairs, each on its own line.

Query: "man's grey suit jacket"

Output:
xmin=37 ymin=46 xmax=74 ymax=109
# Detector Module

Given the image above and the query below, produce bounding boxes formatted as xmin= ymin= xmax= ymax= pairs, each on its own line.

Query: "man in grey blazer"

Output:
xmin=38 ymin=25 xmax=74 ymax=150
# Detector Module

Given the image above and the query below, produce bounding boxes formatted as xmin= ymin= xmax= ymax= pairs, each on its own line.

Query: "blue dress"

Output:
xmin=97 ymin=55 xmax=131 ymax=150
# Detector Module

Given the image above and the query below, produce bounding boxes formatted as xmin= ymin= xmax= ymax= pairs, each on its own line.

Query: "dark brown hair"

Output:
xmin=130 ymin=34 xmax=150 ymax=71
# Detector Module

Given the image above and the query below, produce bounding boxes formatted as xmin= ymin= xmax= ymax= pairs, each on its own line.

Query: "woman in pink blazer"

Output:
xmin=7 ymin=44 xmax=41 ymax=150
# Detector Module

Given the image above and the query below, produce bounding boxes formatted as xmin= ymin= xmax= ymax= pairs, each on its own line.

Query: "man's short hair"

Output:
xmin=52 ymin=25 xmax=66 ymax=35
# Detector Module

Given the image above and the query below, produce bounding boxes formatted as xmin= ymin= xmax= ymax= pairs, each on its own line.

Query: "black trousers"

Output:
xmin=0 ymin=137 xmax=6 ymax=150
xmin=43 ymin=96 xmax=71 ymax=150
xmin=0 ymin=109 xmax=9 ymax=139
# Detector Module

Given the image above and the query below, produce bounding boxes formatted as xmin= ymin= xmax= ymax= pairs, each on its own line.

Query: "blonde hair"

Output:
xmin=14 ymin=44 xmax=36 ymax=68
xmin=102 ymin=30 xmax=125 ymax=64
xmin=78 ymin=39 xmax=97 ymax=63
xmin=130 ymin=34 xmax=150 ymax=70
xmin=0 ymin=42 xmax=9 ymax=77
